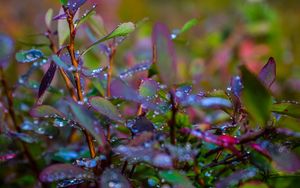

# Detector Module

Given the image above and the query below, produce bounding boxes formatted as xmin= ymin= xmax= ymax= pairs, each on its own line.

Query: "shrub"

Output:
xmin=1 ymin=0 xmax=300 ymax=187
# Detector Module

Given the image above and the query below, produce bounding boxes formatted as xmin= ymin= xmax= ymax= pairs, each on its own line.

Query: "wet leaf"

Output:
xmin=241 ymin=65 xmax=272 ymax=125
xmin=15 ymin=49 xmax=44 ymax=63
xmin=130 ymin=116 xmax=155 ymax=135
xmin=89 ymin=96 xmax=124 ymax=123
xmin=182 ymin=96 xmax=232 ymax=109
xmin=258 ymin=57 xmax=276 ymax=88
xmin=119 ymin=61 xmax=152 ymax=79
xmin=53 ymin=149 xmax=79 ymax=162
xmin=38 ymin=62 xmax=57 ymax=98
xmin=30 ymin=105 xmax=64 ymax=118
xmin=159 ymin=170 xmax=194 ymax=188
xmin=68 ymin=101 xmax=106 ymax=147
xmin=57 ymin=179 xmax=85 ymax=188
xmin=60 ymin=0 xmax=68 ymax=5
xmin=39 ymin=164 xmax=94 ymax=183
xmin=45 ymin=8 xmax=53 ymax=28
xmin=216 ymin=168 xmax=257 ymax=188
xmin=271 ymin=102 xmax=300 ymax=119
xmin=66 ymin=0 xmax=87 ymax=13
xmin=0 ymin=34 xmax=14 ymax=68
xmin=261 ymin=141 xmax=300 ymax=173
xmin=172 ymin=18 xmax=199 ymax=39
xmin=139 ymin=79 xmax=159 ymax=98
xmin=74 ymin=5 xmax=97 ymax=28
xmin=110 ymin=78 xmax=141 ymax=102
xmin=230 ymin=76 xmax=243 ymax=96
xmin=83 ymin=22 xmax=135 ymax=56
xmin=100 ymin=169 xmax=131 ymax=188
xmin=152 ymin=23 xmax=177 ymax=88
xmin=52 ymin=55 xmax=70 ymax=71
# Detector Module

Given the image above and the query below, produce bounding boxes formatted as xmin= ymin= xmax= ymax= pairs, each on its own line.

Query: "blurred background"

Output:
xmin=1 ymin=0 xmax=300 ymax=101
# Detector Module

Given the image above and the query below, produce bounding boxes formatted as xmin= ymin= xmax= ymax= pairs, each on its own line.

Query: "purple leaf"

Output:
xmin=258 ymin=57 xmax=276 ymax=88
xmin=152 ymin=23 xmax=177 ymax=87
xmin=89 ymin=96 xmax=124 ymax=123
xmin=229 ymin=76 xmax=243 ymax=96
xmin=38 ymin=62 xmax=57 ymax=98
xmin=110 ymin=78 xmax=139 ymax=100
xmin=260 ymin=141 xmax=300 ymax=173
xmin=114 ymin=145 xmax=173 ymax=169
xmin=52 ymin=13 xmax=67 ymax=20
xmin=119 ymin=61 xmax=152 ymax=79
xmin=100 ymin=169 xmax=131 ymax=188
xmin=130 ymin=116 xmax=155 ymax=135
xmin=216 ymin=169 xmax=257 ymax=188
xmin=0 ymin=34 xmax=14 ymax=68
xmin=139 ymin=78 xmax=159 ymax=98
xmin=39 ymin=164 xmax=94 ymax=183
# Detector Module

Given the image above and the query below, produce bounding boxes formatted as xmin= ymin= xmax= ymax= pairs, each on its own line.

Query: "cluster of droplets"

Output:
xmin=119 ymin=62 xmax=151 ymax=79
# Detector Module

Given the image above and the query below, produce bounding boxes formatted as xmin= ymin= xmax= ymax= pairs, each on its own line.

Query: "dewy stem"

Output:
xmin=65 ymin=9 xmax=96 ymax=159
xmin=107 ymin=46 xmax=116 ymax=98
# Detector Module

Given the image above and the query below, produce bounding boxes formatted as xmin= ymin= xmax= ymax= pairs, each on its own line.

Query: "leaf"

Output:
xmin=159 ymin=170 xmax=195 ymax=188
xmin=239 ymin=181 xmax=269 ymax=188
xmin=8 ymin=131 xmax=38 ymax=143
xmin=60 ymin=0 xmax=68 ymax=5
xmin=262 ymin=141 xmax=300 ymax=173
xmin=110 ymin=78 xmax=141 ymax=102
xmin=131 ymin=116 xmax=155 ymax=135
xmin=180 ymin=18 xmax=199 ymax=34
xmin=58 ymin=8 xmax=69 ymax=47
xmin=39 ymin=164 xmax=94 ymax=183
xmin=258 ymin=57 xmax=276 ymax=88
xmin=216 ymin=169 xmax=257 ymax=188
xmin=241 ymin=65 xmax=272 ymax=125
xmin=89 ymin=96 xmax=124 ymax=123
xmin=100 ymin=169 xmax=131 ymax=188
xmin=30 ymin=105 xmax=64 ymax=118
xmin=68 ymin=101 xmax=106 ymax=147
xmin=45 ymin=8 xmax=53 ymax=29
xmin=52 ymin=55 xmax=71 ymax=71
xmin=230 ymin=76 xmax=243 ymax=96
xmin=67 ymin=0 xmax=87 ymax=13
xmin=15 ymin=49 xmax=44 ymax=63
xmin=0 ymin=34 xmax=14 ymax=68
xmin=74 ymin=5 xmax=97 ymax=28
xmin=139 ymin=79 xmax=159 ymax=98
xmin=119 ymin=61 xmax=152 ymax=79
xmin=152 ymin=23 xmax=177 ymax=88
xmin=271 ymin=102 xmax=300 ymax=119
xmin=38 ymin=62 xmax=57 ymax=98
xmin=82 ymin=22 xmax=135 ymax=56
xmin=182 ymin=96 xmax=232 ymax=109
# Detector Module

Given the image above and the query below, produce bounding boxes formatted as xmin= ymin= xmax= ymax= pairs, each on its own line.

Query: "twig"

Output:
xmin=169 ymin=90 xmax=177 ymax=145
xmin=65 ymin=8 xmax=96 ymax=159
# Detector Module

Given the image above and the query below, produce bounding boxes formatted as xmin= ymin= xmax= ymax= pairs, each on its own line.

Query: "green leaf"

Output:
xmin=68 ymin=101 xmax=105 ymax=147
xmin=45 ymin=8 xmax=53 ymax=29
xmin=180 ymin=18 xmax=199 ymax=34
xmin=74 ymin=6 xmax=97 ymax=28
xmin=15 ymin=49 xmax=44 ymax=63
xmin=272 ymin=102 xmax=300 ymax=119
xmin=60 ymin=0 xmax=68 ymax=6
xmin=30 ymin=105 xmax=64 ymax=118
xmin=159 ymin=170 xmax=194 ymax=188
xmin=89 ymin=96 xmax=124 ymax=123
xmin=82 ymin=22 xmax=135 ymax=56
xmin=241 ymin=66 xmax=272 ymax=125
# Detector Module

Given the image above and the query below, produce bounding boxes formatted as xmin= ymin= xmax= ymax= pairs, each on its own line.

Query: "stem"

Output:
xmin=0 ymin=67 xmax=40 ymax=179
xmin=65 ymin=9 xmax=96 ymax=159
xmin=107 ymin=46 xmax=116 ymax=97
xmin=169 ymin=90 xmax=177 ymax=145
xmin=46 ymin=31 xmax=77 ymax=101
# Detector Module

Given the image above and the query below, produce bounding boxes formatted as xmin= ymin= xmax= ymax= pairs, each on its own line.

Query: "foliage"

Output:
xmin=1 ymin=0 xmax=300 ymax=187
